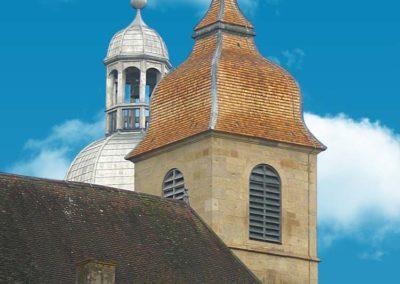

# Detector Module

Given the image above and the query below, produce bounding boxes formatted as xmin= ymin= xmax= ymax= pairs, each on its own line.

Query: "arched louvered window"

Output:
xmin=162 ymin=169 xmax=188 ymax=201
xmin=249 ymin=164 xmax=281 ymax=243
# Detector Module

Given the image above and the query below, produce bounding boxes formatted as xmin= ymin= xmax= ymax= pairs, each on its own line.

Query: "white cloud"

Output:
xmin=282 ymin=48 xmax=305 ymax=69
xmin=268 ymin=49 xmax=306 ymax=70
xmin=268 ymin=56 xmax=281 ymax=65
xmin=8 ymin=114 xmax=104 ymax=180
xmin=8 ymin=107 xmax=400 ymax=249
xmin=359 ymin=250 xmax=385 ymax=262
xmin=10 ymin=149 xmax=71 ymax=180
xmin=25 ymin=118 xmax=104 ymax=149
xmin=305 ymin=113 xmax=400 ymax=245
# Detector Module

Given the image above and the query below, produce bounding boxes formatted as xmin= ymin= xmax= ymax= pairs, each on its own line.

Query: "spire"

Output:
xmin=194 ymin=0 xmax=254 ymax=38
xmin=131 ymin=0 xmax=148 ymax=27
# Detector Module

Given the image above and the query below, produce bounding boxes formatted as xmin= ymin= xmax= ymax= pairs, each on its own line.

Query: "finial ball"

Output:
xmin=131 ymin=0 xmax=147 ymax=10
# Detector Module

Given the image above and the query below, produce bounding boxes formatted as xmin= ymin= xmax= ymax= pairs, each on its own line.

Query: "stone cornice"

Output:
xmin=193 ymin=21 xmax=255 ymax=40
xmin=104 ymin=54 xmax=172 ymax=69
xmin=229 ymin=246 xmax=321 ymax=263
xmin=126 ymin=130 xmax=324 ymax=163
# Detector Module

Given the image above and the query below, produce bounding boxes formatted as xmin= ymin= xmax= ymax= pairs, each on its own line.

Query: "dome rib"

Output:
xmin=65 ymin=139 xmax=105 ymax=183
xmin=91 ymin=135 xmax=113 ymax=186
xmin=105 ymin=9 xmax=169 ymax=63
xmin=66 ymin=132 xmax=144 ymax=190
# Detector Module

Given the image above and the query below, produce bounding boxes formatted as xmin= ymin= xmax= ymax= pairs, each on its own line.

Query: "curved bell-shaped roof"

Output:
xmin=105 ymin=9 xmax=169 ymax=64
xmin=127 ymin=0 xmax=325 ymax=161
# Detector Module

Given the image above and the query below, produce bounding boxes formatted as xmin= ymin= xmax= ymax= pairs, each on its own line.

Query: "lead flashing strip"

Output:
xmin=218 ymin=0 xmax=225 ymax=20
xmin=193 ymin=21 xmax=255 ymax=39
xmin=210 ymin=31 xmax=223 ymax=129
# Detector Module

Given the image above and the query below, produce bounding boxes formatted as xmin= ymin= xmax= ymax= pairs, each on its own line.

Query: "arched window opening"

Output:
xmin=125 ymin=67 xmax=141 ymax=104
xmin=144 ymin=68 xmax=161 ymax=128
xmin=162 ymin=169 xmax=188 ymax=202
xmin=249 ymin=164 xmax=281 ymax=243
xmin=109 ymin=70 xmax=119 ymax=105
xmin=145 ymin=68 xmax=161 ymax=104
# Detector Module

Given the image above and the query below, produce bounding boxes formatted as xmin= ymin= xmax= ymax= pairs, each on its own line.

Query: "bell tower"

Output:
xmin=127 ymin=0 xmax=326 ymax=282
xmin=104 ymin=0 xmax=171 ymax=135
xmin=66 ymin=0 xmax=171 ymax=191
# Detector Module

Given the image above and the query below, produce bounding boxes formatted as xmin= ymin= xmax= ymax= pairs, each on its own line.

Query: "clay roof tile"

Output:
xmin=0 ymin=173 xmax=260 ymax=283
xmin=195 ymin=0 xmax=253 ymax=31
xmin=127 ymin=0 xmax=325 ymax=161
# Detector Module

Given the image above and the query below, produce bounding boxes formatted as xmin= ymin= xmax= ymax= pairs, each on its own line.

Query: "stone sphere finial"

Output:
xmin=131 ymin=0 xmax=147 ymax=10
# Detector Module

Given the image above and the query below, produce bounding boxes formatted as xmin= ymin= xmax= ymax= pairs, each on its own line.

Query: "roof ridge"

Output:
xmin=194 ymin=0 xmax=254 ymax=38
xmin=1 ymin=173 xmax=260 ymax=282
xmin=209 ymin=31 xmax=223 ymax=129
xmin=126 ymin=0 xmax=326 ymax=160
xmin=217 ymin=0 xmax=225 ymax=21
xmin=0 ymin=172 xmax=189 ymax=206
xmin=92 ymin=134 xmax=113 ymax=185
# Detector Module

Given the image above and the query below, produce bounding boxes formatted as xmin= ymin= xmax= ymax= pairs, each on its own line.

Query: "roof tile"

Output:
xmin=0 ymin=173 xmax=259 ymax=283
xmin=195 ymin=0 xmax=253 ymax=30
xmin=127 ymin=0 xmax=325 ymax=160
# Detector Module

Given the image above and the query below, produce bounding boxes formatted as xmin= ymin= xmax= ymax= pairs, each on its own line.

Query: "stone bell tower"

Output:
xmin=127 ymin=0 xmax=326 ymax=282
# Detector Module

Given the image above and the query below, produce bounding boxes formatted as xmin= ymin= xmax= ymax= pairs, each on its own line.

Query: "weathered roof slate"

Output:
xmin=0 ymin=173 xmax=259 ymax=283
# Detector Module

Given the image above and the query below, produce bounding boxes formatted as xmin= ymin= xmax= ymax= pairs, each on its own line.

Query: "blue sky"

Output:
xmin=0 ymin=0 xmax=399 ymax=282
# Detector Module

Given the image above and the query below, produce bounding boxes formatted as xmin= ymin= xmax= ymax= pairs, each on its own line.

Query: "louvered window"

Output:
xmin=162 ymin=169 xmax=188 ymax=201
xmin=249 ymin=164 xmax=281 ymax=243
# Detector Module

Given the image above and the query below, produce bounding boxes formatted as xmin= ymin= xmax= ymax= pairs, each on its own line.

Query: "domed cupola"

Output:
xmin=103 ymin=0 xmax=171 ymax=136
xmin=66 ymin=0 xmax=171 ymax=191
xmin=105 ymin=0 xmax=170 ymax=65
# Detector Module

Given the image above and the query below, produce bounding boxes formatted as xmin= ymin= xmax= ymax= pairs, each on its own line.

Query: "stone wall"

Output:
xmin=76 ymin=260 xmax=116 ymax=284
xmin=233 ymin=249 xmax=318 ymax=283
xmin=134 ymin=137 xmax=214 ymax=223
xmin=133 ymin=133 xmax=319 ymax=283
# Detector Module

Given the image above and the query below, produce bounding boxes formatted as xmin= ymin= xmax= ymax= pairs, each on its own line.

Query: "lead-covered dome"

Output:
xmin=66 ymin=132 xmax=143 ymax=191
xmin=105 ymin=8 xmax=169 ymax=63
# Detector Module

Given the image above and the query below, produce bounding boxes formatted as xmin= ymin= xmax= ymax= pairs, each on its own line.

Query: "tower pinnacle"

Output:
xmin=131 ymin=0 xmax=147 ymax=26
xmin=131 ymin=0 xmax=147 ymax=10
xmin=194 ymin=0 xmax=254 ymax=39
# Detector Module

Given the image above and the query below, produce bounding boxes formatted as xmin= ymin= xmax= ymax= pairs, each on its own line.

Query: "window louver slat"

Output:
xmin=249 ymin=164 xmax=281 ymax=243
xmin=162 ymin=169 xmax=188 ymax=202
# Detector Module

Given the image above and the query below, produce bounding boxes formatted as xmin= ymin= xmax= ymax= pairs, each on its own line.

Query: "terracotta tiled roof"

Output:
xmin=127 ymin=0 xmax=325 ymax=160
xmin=0 ymin=173 xmax=259 ymax=283
xmin=195 ymin=0 xmax=253 ymax=31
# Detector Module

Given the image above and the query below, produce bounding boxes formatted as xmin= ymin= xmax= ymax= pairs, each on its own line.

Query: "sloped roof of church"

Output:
xmin=127 ymin=0 xmax=325 ymax=161
xmin=0 ymin=173 xmax=259 ymax=283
